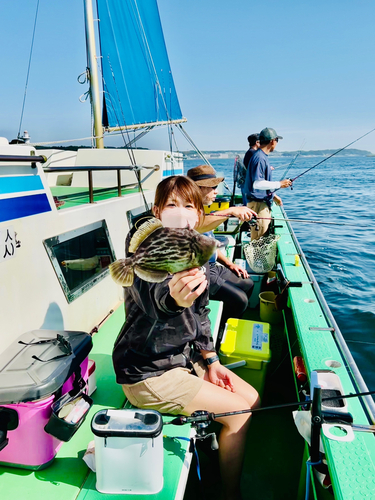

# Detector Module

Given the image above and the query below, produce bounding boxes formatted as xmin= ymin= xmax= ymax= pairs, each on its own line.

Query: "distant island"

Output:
xmin=34 ymin=144 xmax=374 ymax=158
xmin=183 ymin=148 xmax=374 ymax=159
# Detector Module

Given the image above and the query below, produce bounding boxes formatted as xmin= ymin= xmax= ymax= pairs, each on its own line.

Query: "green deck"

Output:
xmin=51 ymin=186 xmax=143 ymax=209
xmin=273 ymin=203 xmax=375 ymax=499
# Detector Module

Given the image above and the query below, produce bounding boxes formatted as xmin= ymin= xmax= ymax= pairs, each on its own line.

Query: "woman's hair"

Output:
xmin=154 ymin=175 xmax=205 ymax=224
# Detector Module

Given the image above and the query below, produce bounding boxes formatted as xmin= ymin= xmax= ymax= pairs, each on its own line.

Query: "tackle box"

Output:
xmin=0 ymin=329 xmax=92 ymax=469
xmin=219 ymin=318 xmax=271 ymax=397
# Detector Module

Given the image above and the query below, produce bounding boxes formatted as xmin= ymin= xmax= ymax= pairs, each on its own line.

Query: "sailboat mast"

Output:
xmin=84 ymin=0 xmax=104 ymax=149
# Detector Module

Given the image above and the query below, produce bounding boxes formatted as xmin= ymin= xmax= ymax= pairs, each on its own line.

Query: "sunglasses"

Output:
xmin=274 ymin=137 xmax=279 ymax=142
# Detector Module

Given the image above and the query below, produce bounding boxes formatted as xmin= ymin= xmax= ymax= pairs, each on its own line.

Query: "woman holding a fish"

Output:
xmin=111 ymin=176 xmax=259 ymax=500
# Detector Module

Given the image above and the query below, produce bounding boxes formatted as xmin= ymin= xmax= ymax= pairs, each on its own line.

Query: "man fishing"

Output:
xmin=243 ymin=127 xmax=292 ymax=239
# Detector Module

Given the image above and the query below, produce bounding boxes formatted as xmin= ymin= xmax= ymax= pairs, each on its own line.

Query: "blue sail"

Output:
xmin=96 ymin=0 xmax=184 ymax=129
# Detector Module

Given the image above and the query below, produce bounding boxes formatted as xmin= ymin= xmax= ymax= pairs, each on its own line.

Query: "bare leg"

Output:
xmin=183 ymin=371 xmax=260 ymax=500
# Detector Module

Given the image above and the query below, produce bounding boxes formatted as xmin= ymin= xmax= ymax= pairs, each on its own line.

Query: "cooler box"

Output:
xmin=92 ymin=409 xmax=164 ymax=495
xmin=203 ymin=197 xmax=230 ymax=214
xmin=0 ymin=329 xmax=92 ymax=469
xmin=219 ymin=318 xmax=271 ymax=396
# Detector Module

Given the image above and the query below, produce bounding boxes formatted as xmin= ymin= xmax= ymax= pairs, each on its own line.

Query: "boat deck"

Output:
xmin=51 ymin=186 xmax=144 ymax=209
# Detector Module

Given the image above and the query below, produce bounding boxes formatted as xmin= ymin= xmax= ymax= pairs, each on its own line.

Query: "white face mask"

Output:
xmin=161 ymin=206 xmax=199 ymax=229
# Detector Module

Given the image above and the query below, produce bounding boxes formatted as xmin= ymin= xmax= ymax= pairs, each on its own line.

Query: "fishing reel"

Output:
xmin=248 ymin=215 xmax=260 ymax=232
xmin=190 ymin=410 xmax=219 ymax=451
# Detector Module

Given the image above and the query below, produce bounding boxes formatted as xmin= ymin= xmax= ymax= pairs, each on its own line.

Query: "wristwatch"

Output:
xmin=204 ymin=354 xmax=220 ymax=366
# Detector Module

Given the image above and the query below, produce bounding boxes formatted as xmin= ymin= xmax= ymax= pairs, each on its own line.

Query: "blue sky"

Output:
xmin=1 ymin=0 xmax=375 ymax=153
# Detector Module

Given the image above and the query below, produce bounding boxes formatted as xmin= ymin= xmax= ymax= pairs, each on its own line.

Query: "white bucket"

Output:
xmin=91 ymin=409 xmax=164 ymax=494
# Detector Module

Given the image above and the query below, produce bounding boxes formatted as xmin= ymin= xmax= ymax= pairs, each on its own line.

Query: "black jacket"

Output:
xmin=112 ymin=219 xmax=215 ymax=384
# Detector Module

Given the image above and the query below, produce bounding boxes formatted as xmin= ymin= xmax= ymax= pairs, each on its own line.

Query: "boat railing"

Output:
xmin=280 ymin=205 xmax=375 ymax=422
xmin=0 ymin=154 xmax=160 ymax=203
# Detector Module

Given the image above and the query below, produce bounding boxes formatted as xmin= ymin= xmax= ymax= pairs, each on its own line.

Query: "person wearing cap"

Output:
xmin=187 ymin=165 xmax=257 ymax=233
xmin=243 ymin=133 xmax=260 ymax=169
xmin=243 ymin=127 xmax=292 ymax=239
xmin=187 ymin=165 xmax=255 ymax=330
xmin=240 ymin=133 xmax=260 ymax=204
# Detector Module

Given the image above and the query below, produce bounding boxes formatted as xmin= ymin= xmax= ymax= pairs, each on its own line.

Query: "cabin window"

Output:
xmin=126 ymin=205 xmax=153 ymax=228
xmin=43 ymin=220 xmax=116 ymax=303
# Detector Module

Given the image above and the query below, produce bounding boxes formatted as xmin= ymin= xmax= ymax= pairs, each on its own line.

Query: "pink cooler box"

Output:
xmin=0 ymin=330 xmax=92 ymax=470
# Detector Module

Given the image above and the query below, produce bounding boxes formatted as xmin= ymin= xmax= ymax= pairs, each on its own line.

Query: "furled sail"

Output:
xmin=96 ymin=0 xmax=185 ymax=131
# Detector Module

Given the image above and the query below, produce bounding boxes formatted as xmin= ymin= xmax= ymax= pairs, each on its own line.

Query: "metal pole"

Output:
xmin=84 ymin=0 xmax=104 ymax=149
xmin=88 ymin=171 xmax=94 ymax=203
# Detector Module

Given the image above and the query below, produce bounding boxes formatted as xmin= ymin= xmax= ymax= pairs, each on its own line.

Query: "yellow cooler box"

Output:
xmin=219 ymin=318 xmax=271 ymax=396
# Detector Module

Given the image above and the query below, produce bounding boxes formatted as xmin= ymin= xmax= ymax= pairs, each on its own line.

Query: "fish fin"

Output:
xmin=129 ymin=218 xmax=163 ymax=253
xmin=134 ymin=265 xmax=168 ymax=283
xmin=109 ymin=259 xmax=134 ymax=287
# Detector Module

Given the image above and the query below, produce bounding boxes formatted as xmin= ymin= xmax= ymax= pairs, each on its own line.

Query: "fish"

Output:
xmin=109 ymin=218 xmax=218 ymax=286
xmin=61 ymin=255 xmax=99 ymax=271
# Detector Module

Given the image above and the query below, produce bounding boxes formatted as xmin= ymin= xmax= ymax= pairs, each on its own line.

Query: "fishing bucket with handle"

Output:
xmin=0 ymin=329 xmax=92 ymax=469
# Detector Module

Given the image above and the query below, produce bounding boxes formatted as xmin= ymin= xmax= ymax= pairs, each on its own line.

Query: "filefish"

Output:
xmin=109 ymin=218 xmax=218 ymax=286
xmin=61 ymin=255 xmax=99 ymax=271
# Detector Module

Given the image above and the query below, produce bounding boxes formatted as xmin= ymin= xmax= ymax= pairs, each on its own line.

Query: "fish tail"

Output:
xmin=109 ymin=258 xmax=134 ymax=287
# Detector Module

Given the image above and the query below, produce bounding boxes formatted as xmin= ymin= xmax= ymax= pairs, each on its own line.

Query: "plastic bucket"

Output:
xmin=259 ymin=291 xmax=283 ymax=324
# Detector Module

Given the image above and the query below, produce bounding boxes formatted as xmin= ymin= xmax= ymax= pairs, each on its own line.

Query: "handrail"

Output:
xmin=43 ymin=164 xmax=160 ymax=204
xmin=42 ymin=165 xmax=159 ymax=172
xmin=0 ymin=154 xmax=47 ymax=165
xmin=279 ymin=205 xmax=375 ymax=421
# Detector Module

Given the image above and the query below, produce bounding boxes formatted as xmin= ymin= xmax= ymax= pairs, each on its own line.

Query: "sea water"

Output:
xmin=185 ymin=155 xmax=375 ymax=392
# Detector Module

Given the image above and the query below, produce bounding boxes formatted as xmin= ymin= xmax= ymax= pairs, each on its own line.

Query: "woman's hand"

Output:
xmin=228 ymin=262 xmax=249 ymax=278
xmin=227 ymin=206 xmax=257 ymax=221
xmin=169 ymin=268 xmax=207 ymax=308
xmin=207 ymin=362 xmax=235 ymax=392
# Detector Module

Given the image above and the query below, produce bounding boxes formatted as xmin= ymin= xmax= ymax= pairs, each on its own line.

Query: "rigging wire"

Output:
xmin=17 ymin=0 xmax=40 ymax=140
xmin=291 ymin=127 xmax=375 ymax=183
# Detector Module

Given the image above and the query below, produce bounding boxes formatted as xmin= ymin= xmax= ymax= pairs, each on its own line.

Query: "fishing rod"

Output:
xmin=205 ymin=213 xmax=367 ymax=228
xmin=290 ymin=127 xmax=375 ymax=183
xmin=165 ymin=388 xmax=375 ymax=426
xmin=255 ymin=216 xmax=365 ymax=227
xmin=280 ymin=139 xmax=306 ymax=180
xmin=230 ymin=155 xmax=240 ymax=206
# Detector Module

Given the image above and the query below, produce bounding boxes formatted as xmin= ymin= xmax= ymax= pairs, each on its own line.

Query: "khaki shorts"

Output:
xmin=122 ymin=358 xmax=207 ymax=415
xmin=247 ymin=201 xmax=271 ymax=240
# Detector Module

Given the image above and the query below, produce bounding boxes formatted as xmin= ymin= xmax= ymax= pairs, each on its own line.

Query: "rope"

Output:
xmin=17 ymin=0 xmax=40 ymax=139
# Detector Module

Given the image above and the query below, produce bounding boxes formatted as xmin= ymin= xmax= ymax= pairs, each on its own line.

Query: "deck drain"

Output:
xmin=325 ymin=360 xmax=342 ymax=368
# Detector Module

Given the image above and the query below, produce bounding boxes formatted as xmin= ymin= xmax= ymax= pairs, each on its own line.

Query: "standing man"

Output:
xmin=243 ymin=133 xmax=260 ymax=168
xmin=243 ymin=127 xmax=292 ymax=239
xmin=240 ymin=133 xmax=260 ymax=204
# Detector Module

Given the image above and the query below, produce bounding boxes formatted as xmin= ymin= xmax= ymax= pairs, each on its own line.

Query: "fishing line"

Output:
xmin=290 ymin=127 xmax=375 ymax=183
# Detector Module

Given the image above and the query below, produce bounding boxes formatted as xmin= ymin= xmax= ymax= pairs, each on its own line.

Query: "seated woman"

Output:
xmin=112 ymin=175 xmax=259 ymax=500
xmin=187 ymin=165 xmax=256 ymax=329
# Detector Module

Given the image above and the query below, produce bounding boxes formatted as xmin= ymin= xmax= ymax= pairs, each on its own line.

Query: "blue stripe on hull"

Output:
xmin=0 ymin=193 xmax=51 ymax=222
xmin=163 ymin=169 xmax=183 ymax=177
xmin=0 ymin=176 xmax=44 ymax=194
